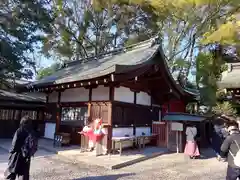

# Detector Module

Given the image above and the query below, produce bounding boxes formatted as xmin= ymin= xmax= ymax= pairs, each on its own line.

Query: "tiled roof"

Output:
xmin=163 ymin=112 xmax=207 ymax=122
xmin=0 ymin=89 xmax=45 ymax=103
xmin=32 ymin=38 xmax=160 ymax=87
xmin=30 ymin=37 xmax=197 ymax=99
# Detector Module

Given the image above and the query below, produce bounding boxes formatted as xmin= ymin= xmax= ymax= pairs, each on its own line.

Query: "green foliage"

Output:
xmin=113 ymin=0 xmax=240 ymax=79
xmin=212 ymin=101 xmax=237 ymax=116
xmin=43 ymin=0 xmax=158 ymax=61
xmin=0 ymin=0 xmax=53 ymax=84
xmin=37 ymin=63 xmax=61 ymax=80
xmin=149 ymin=0 xmax=240 ymax=45
xmin=196 ymin=52 xmax=225 ymax=106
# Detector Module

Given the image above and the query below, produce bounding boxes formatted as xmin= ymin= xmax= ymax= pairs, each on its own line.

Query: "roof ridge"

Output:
xmin=65 ymin=36 xmax=160 ymax=67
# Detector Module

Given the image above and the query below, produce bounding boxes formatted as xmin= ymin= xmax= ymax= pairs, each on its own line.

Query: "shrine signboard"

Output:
xmin=171 ymin=122 xmax=183 ymax=131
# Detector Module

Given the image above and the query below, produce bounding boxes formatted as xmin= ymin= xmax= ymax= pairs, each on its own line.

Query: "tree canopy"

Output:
xmin=97 ymin=0 xmax=240 ymax=77
xmin=0 ymin=0 xmax=54 ymax=85
xmin=42 ymin=0 xmax=158 ymax=61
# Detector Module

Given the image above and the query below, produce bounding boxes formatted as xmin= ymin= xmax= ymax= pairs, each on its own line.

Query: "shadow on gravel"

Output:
xmin=73 ymin=173 xmax=135 ymax=180
xmin=198 ymin=148 xmax=216 ymax=159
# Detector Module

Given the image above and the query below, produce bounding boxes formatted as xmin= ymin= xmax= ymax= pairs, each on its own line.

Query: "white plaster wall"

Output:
xmin=136 ymin=127 xmax=151 ymax=136
xmin=44 ymin=123 xmax=56 ymax=139
xmin=136 ymin=91 xmax=151 ymax=106
xmin=48 ymin=91 xmax=58 ymax=103
xmin=61 ymin=88 xmax=89 ymax=102
xmin=112 ymin=127 xmax=134 ymax=137
xmin=92 ymin=85 xmax=109 ymax=101
xmin=112 ymin=127 xmax=134 ymax=148
xmin=114 ymin=86 xmax=134 ymax=103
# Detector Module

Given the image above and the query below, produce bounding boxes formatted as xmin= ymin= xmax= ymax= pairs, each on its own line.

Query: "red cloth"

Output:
xmin=82 ymin=130 xmax=104 ymax=142
xmin=184 ymin=141 xmax=200 ymax=157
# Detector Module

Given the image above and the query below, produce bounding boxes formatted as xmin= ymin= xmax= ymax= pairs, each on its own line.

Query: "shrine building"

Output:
xmin=26 ymin=37 xmax=197 ymax=152
xmin=218 ymin=61 xmax=240 ymax=112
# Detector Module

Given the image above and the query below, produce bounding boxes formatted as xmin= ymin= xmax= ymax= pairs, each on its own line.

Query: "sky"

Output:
xmin=38 ymin=55 xmax=55 ymax=69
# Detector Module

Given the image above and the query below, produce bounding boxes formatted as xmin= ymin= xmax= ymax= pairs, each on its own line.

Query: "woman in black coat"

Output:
xmin=4 ymin=116 xmax=33 ymax=180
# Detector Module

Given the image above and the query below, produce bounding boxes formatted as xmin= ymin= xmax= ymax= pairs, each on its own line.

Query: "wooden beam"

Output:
xmin=130 ymin=88 xmax=140 ymax=93
xmin=124 ymin=76 xmax=163 ymax=85
xmin=120 ymin=76 xmax=164 ymax=91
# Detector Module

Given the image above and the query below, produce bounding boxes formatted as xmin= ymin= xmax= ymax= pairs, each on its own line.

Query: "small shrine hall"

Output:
xmin=0 ymin=79 xmax=46 ymax=138
xmin=218 ymin=61 xmax=240 ymax=112
xmin=27 ymin=37 xmax=196 ymax=153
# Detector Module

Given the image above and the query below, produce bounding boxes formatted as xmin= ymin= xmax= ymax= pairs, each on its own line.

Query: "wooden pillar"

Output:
xmin=150 ymin=91 xmax=153 ymax=133
xmin=109 ymin=86 xmax=114 ymax=102
xmin=133 ymin=91 xmax=137 ymax=136
xmin=107 ymin=102 xmax=113 ymax=153
xmin=46 ymin=93 xmax=49 ymax=104
xmin=107 ymin=86 xmax=114 ymax=153
xmin=55 ymin=91 xmax=61 ymax=134
xmin=108 ymin=86 xmax=114 ymax=125
xmin=87 ymin=88 xmax=92 ymax=123
xmin=133 ymin=91 xmax=137 ymax=104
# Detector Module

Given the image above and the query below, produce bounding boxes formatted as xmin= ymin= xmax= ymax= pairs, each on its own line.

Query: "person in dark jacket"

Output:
xmin=4 ymin=116 xmax=34 ymax=180
xmin=220 ymin=121 xmax=240 ymax=180
xmin=211 ymin=124 xmax=225 ymax=161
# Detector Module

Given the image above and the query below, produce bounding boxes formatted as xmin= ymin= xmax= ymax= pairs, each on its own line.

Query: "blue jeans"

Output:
xmin=226 ymin=165 xmax=240 ymax=180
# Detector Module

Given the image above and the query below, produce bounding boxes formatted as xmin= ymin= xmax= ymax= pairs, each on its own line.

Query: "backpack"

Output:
xmin=229 ymin=140 xmax=240 ymax=167
xmin=21 ymin=133 xmax=38 ymax=158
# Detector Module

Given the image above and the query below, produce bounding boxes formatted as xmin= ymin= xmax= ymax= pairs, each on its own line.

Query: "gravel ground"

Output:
xmin=0 ymin=148 xmax=228 ymax=180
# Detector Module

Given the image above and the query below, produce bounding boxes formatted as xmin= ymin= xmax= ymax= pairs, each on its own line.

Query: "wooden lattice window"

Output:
xmin=0 ymin=109 xmax=14 ymax=120
xmin=61 ymin=107 xmax=88 ymax=122
xmin=21 ymin=110 xmax=37 ymax=120
xmin=14 ymin=110 xmax=20 ymax=120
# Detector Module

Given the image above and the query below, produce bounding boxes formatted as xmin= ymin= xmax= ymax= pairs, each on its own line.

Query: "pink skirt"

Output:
xmin=184 ymin=141 xmax=200 ymax=157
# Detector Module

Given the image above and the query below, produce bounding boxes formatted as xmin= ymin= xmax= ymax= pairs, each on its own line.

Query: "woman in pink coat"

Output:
xmin=184 ymin=124 xmax=200 ymax=159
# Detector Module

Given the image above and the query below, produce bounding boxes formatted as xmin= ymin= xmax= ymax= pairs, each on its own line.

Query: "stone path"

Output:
xmin=0 ymin=148 xmax=228 ymax=180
